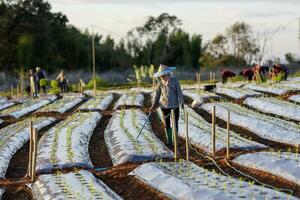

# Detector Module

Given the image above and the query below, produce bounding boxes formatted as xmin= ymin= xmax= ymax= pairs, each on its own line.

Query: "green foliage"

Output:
xmin=49 ymin=79 xmax=60 ymax=94
xmin=200 ymin=53 xmax=246 ymax=69
xmin=231 ymin=75 xmax=244 ymax=82
xmin=274 ymin=72 xmax=285 ymax=82
xmin=69 ymin=84 xmax=78 ymax=92
xmin=292 ymin=70 xmax=300 ymax=77
xmin=39 ymin=79 xmax=48 ymax=87
xmin=86 ymin=76 xmax=110 ymax=89
xmin=51 ymin=80 xmax=59 ymax=88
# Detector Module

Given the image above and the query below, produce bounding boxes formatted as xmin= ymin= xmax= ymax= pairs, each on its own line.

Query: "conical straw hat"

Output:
xmin=153 ymin=64 xmax=176 ymax=78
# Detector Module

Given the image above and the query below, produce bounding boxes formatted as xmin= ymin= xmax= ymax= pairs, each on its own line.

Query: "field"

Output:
xmin=1 ymin=81 xmax=300 ymax=200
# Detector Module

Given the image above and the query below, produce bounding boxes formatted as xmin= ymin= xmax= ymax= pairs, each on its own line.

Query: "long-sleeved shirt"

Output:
xmin=152 ymin=77 xmax=184 ymax=109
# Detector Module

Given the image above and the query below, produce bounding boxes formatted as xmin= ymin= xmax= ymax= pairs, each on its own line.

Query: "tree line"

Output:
xmin=0 ymin=0 xmax=291 ymax=74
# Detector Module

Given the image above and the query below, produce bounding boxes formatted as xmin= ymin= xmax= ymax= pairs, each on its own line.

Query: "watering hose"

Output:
xmin=136 ymin=112 xmax=152 ymax=140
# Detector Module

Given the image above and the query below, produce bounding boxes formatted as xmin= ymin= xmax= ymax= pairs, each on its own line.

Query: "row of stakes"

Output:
xmin=170 ymin=105 xmax=231 ymax=162
xmin=26 ymin=106 xmax=229 ymax=181
xmin=25 ymin=91 xmax=226 ymax=182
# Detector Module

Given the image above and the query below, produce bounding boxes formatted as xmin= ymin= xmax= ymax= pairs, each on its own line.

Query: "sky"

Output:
xmin=47 ymin=0 xmax=300 ymax=62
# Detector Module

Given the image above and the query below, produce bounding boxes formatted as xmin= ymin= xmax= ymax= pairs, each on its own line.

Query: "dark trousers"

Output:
xmin=161 ymin=107 xmax=179 ymax=131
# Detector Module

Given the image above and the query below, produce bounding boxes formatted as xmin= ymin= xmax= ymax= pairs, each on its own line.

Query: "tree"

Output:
xmin=285 ymin=52 xmax=295 ymax=63
xmin=128 ymin=13 xmax=182 ymax=65
xmin=226 ymin=22 xmax=258 ymax=64
xmin=209 ymin=34 xmax=228 ymax=58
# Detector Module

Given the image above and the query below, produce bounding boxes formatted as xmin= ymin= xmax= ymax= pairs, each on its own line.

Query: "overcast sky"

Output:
xmin=47 ymin=0 xmax=300 ymax=61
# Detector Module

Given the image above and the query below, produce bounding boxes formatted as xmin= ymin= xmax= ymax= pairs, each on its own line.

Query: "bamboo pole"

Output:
xmin=11 ymin=85 xmax=13 ymax=98
xmin=31 ymin=127 xmax=38 ymax=182
xmin=152 ymin=77 xmax=156 ymax=88
xmin=17 ymin=85 xmax=20 ymax=98
xmin=93 ymin=79 xmax=97 ymax=97
xmin=213 ymin=72 xmax=216 ymax=84
xmin=171 ymin=109 xmax=178 ymax=161
xmin=212 ymin=105 xmax=216 ymax=156
xmin=226 ymin=110 xmax=230 ymax=159
xmin=185 ymin=112 xmax=189 ymax=161
xmin=28 ymin=121 xmax=33 ymax=177
xmin=199 ymin=72 xmax=201 ymax=84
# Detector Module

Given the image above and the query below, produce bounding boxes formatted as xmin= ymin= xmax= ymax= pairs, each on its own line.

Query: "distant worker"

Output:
xmin=273 ymin=64 xmax=289 ymax=81
xmin=221 ymin=69 xmax=236 ymax=83
xmin=150 ymin=64 xmax=184 ymax=147
xmin=240 ymin=68 xmax=254 ymax=81
xmin=36 ymin=67 xmax=46 ymax=93
xmin=29 ymin=69 xmax=38 ymax=98
xmin=56 ymin=70 xmax=67 ymax=93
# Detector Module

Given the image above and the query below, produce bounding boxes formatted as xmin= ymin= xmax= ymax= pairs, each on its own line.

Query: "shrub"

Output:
xmin=86 ymin=76 xmax=110 ymax=89
xmin=39 ymin=79 xmax=49 ymax=87
xmin=51 ymin=80 xmax=59 ymax=88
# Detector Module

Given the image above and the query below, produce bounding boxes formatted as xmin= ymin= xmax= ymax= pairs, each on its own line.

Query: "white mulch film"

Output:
xmin=157 ymin=107 xmax=265 ymax=154
xmin=60 ymin=92 xmax=84 ymax=98
xmin=183 ymin=90 xmax=221 ymax=108
xmin=243 ymin=84 xmax=289 ymax=95
xmin=216 ymin=82 xmax=245 ymax=88
xmin=234 ymin=151 xmax=300 ymax=186
xmin=79 ymin=93 xmax=114 ymax=111
xmin=0 ymin=101 xmax=15 ymax=111
xmin=202 ymin=102 xmax=300 ymax=146
xmin=36 ymin=112 xmax=102 ymax=172
xmin=215 ymin=86 xmax=261 ymax=99
xmin=29 ymin=170 xmax=122 ymax=200
xmin=289 ymin=95 xmax=300 ymax=103
xmin=130 ymin=161 xmax=297 ymax=200
xmin=104 ymin=109 xmax=173 ymax=166
xmin=0 ymin=96 xmax=7 ymax=103
xmin=130 ymin=87 xmax=153 ymax=93
xmin=244 ymin=97 xmax=300 ymax=121
xmin=0 ymin=117 xmax=56 ymax=198
xmin=0 ymin=99 xmax=52 ymax=118
xmin=287 ymin=77 xmax=300 ymax=82
xmin=181 ymin=83 xmax=215 ymax=90
xmin=113 ymin=92 xmax=144 ymax=109
xmin=37 ymin=96 xmax=83 ymax=114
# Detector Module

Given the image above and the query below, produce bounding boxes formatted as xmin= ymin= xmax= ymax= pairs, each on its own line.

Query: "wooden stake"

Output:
xmin=93 ymin=79 xmax=97 ymax=97
xmin=185 ymin=112 xmax=189 ymax=161
xmin=152 ymin=77 xmax=156 ymax=88
xmin=226 ymin=110 xmax=230 ymax=159
xmin=213 ymin=73 xmax=216 ymax=83
xmin=16 ymin=85 xmax=20 ymax=98
xmin=28 ymin=121 xmax=33 ymax=177
xmin=31 ymin=127 xmax=38 ymax=182
xmin=171 ymin=109 xmax=178 ymax=161
xmin=11 ymin=85 xmax=13 ymax=98
xmin=212 ymin=105 xmax=216 ymax=157
xmin=199 ymin=72 xmax=201 ymax=84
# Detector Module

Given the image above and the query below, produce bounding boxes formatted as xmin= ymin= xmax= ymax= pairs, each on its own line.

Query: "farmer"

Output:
xmin=36 ymin=67 xmax=46 ymax=93
xmin=56 ymin=70 xmax=67 ymax=93
xmin=221 ymin=69 xmax=236 ymax=83
xmin=240 ymin=68 xmax=254 ymax=81
xmin=273 ymin=64 xmax=289 ymax=81
xmin=150 ymin=64 xmax=184 ymax=146
xmin=29 ymin=69 xmax=38 ymax=98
